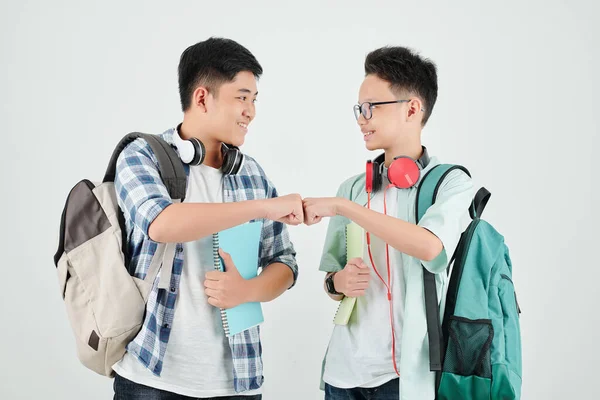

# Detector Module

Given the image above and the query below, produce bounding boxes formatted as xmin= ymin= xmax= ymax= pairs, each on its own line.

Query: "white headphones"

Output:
xmin=171 ymin=124 xmax=245 ymax=174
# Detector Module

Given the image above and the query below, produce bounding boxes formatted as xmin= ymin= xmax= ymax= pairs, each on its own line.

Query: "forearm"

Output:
xmin=337 ymin=198 xmax=442 ymax=261
xmin=149 ymin=200 xmax=266 ymax=243
xmin=244 ymin=263 xmax=294 ymax=303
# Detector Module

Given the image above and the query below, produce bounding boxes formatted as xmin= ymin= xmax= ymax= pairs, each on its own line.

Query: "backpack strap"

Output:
xmin=469 ymin=187 xmax=491 ymax=219
xmin=103 ymin=132 xmax=187 ymax=201
xmin=103 ymin=132 xmax=187 ymax=288
xmin=416 ymin=164 xmax=471 ymax=383
xmin=416 ymin=164 xmax=471 ymax=222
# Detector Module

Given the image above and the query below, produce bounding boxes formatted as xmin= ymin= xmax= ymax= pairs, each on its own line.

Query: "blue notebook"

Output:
xmin=212 ymin=221 xmax=264 ymax=337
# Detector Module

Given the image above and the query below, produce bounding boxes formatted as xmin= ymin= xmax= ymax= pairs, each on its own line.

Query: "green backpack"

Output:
xmin=418 ymin=164 xmax=523 ymax=400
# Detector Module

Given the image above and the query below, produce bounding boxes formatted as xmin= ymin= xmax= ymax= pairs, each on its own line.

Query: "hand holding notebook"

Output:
xmin=210 ymin=221 xmax=264 ymax=337
xmin=333 ymin=222 xmax=366 ymax=325
xmin=205 ymin=248 xmax=253 ymax=310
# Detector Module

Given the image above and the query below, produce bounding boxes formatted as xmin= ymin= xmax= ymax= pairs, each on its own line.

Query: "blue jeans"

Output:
xmin=113 ymin=373 xmax=262 ymax=400
xmin=325 ymin=378 xmax=399 ymax=400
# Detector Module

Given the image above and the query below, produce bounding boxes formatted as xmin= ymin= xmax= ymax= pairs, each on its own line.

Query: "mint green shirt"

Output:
xmin=319 ymin=156 xmax=474 ymax=400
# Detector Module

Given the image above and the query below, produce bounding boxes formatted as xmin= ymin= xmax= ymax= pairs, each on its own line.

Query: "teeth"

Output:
xmin=363 ymin=131 xmax=374 ymax=136
xmin=238 ymin=123 xmax=248 ymax=128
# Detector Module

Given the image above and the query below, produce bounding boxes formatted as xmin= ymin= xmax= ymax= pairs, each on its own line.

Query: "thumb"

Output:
xmin=219 ymin=248 xmax=238 ymax=273
xmin=348 ymin=257 xmax=367 ymax=269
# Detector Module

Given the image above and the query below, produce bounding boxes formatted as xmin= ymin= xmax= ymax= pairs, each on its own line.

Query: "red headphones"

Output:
xmin=363 ymin=146 xmax=430 ymax=378
xmin=366 ymin=146 xmax=431 ymax=193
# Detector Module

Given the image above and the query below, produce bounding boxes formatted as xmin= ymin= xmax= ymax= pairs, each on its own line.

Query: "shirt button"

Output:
xmin=170 ymin=287 xmax=176 ymax=293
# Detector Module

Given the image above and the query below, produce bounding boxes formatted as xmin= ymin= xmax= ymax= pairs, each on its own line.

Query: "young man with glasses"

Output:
xmin=303 ymin=46 xmax=474 ymax=399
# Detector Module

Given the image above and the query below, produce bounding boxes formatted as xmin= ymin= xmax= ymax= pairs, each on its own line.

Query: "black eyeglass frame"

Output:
xmin=353 ymin=99 xmax=425 ymax=120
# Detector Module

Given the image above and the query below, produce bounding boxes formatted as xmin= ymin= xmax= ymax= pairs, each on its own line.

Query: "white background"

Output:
xmin=1 ymin=0 xmax=598 ymax=399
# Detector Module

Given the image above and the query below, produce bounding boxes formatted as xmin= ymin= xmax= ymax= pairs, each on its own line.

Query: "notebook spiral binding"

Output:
xmin=213 ymin=233 xmax=231 ymax=336
xmin=332 ymin=224 xmax=359 ymax=325
xmin=332 ymin=225 xmax=351 ymax=323
xmin=333 ymin=297 xmax=344 ymax=322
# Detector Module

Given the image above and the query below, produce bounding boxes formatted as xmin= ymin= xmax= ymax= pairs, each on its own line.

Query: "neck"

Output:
xmin=179 ymin=117 xmax=223 ymax=169
xmin=383 ymin=138 xmax=423 ymax=167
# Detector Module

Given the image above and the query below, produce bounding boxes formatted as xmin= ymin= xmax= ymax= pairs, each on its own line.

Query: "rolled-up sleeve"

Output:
xmin=258 ymin=177 xmax=298 ymax=288
xmin=114 ymin=139 xmax=173 ymax=239
xmin=418 ymin=169 xmax=475 ymax=274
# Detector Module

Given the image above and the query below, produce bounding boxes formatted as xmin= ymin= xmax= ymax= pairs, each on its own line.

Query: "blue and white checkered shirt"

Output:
xmin=114 ymin=128 xmax=298 ymax=393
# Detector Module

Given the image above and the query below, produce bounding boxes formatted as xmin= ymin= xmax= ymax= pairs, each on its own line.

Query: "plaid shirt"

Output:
xmin=114 ymin=128 xmax=298 ymax=393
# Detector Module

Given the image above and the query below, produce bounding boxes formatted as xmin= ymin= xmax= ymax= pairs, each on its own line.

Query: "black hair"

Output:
xmin=178 ymin=37 xmax=263 ymax=111
xmin=365 ymin=46 xmax=438 ymax=125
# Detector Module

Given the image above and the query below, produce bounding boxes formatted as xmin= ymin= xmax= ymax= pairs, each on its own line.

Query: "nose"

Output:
xmin=357 ymin=113 xmax=368 ymax=126
xmin=243 ymin=103 xmax=255 ymax=122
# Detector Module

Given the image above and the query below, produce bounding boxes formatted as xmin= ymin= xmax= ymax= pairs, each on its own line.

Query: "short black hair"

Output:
xmin=365 ymin=46 xmax=438 ymax=125
xmin=178 ymin=37 xmax=263 ymax=111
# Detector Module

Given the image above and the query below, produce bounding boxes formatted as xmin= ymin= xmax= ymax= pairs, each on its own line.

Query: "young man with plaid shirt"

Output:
xmin=111 ymin=37 xmax=302 ymax=399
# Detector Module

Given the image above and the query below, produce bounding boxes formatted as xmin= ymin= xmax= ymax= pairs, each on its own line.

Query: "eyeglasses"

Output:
xmin=353 ymin=99 xmax=424 ymax=121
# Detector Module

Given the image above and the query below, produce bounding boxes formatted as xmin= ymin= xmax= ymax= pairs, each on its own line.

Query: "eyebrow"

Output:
xmin=238 ymin=88 xmax=259 ymax=96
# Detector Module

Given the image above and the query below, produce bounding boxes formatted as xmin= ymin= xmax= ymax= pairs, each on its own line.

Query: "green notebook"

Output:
xmin=333 ymin=222 xmax=364 ymax=325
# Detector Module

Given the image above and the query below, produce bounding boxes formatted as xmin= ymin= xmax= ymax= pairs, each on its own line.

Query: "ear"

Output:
xmin=192 ymin=86 xmax=209 ymax=112
xmin=406 ymin=98 xmax=425 ymax=122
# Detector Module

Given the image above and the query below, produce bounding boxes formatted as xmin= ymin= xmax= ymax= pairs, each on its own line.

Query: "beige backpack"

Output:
xmin=53 ymin=133 xmax=186 ymax=376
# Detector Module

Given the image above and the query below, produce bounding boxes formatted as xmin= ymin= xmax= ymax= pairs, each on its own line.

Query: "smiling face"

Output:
xmin=357 ymin=46 xmax=439 ymax=158
xmin=357 ymin=74 xmax=417 ymax=152
xmin=177 ymin=38 xmax=263 ymax=149
xmin=204 ymin=71 xmax=258 ymax=147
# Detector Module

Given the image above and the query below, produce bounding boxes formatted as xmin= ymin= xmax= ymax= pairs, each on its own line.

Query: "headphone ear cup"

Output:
xmin=230 ymin=151 xmax=245 ymax=174
xmin=372 ymin=161 xmax=382 ymax=192
xmin=388 ymin=157 xmax=420 ymax=189
xmin=188 ymin=137 xmax=205 ymax=166
xmin=366 ymin=161 xmax=374 ymax=193
xmin=221 ymin=145 xmax=244 ymax=175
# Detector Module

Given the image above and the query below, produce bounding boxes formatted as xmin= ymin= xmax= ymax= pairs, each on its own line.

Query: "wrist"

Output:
xmin=336 ymin=198 xmax=350 ymax=217
xmin=240 ymin=278 xmax=257 ymax=304
xmin=327 ymin=272 xmax=343 ymax=295
xmin=254 ymin=199 xmax=268 ymax=220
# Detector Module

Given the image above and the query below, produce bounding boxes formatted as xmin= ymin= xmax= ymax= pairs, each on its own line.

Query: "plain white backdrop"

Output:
xmin=1 ymin=0 xmax=598 ymax=399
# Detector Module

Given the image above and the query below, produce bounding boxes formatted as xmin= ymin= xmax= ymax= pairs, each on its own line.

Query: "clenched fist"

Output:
xmin=263 ymin=194 xmax=304 ymax=225
xmin=302 ymin=197 xmax=341 ymax=226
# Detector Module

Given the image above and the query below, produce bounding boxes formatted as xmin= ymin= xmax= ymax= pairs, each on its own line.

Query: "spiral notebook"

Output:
xmin=213 ymin=221 xmax=264 ymax=337
xmin=333 ymin=221 xmax=365 ymax=325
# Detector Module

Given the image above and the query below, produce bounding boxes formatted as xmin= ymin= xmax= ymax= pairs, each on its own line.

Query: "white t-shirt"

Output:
xmin=113 ymin=164 xmax=261 ymax=397
xmin=324 ymin=172 xmax=406 ymax=389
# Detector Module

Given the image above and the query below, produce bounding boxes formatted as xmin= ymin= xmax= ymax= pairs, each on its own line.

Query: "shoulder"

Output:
xmin=239 ymin=154 xmax=268 ymax=181
xmin=336 ymin=172 xmax=366 ymax=199
xmin=118 ymin=129 xmax=176 ymax=168
xmin=236 ymin=153 xmax=273 ymax=191
xmin=424 ymin=157 xmax=475 ymax=201
xmin=240 ymin=154 xmax=263 ymax=175
xmin=116 ymin=138 xmax=157 ymax=175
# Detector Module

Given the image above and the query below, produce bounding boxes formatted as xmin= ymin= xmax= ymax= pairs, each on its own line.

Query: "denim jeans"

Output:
xmin=324 ymin=378 xmax=399 ymax=400
xmin=113 ymin=373 xmax=262 ymax=400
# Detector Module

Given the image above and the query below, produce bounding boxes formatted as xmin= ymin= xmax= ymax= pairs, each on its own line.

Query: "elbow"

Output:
xmin=148 ymin=223 xmax=161 ymax=242
xmin=147 ymin=204 xmax=174 ymax=243
xmin=148 ymin=219 xmax=166 ymax=243
xmin=422 ymin=239 xmax=444 ymax=262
